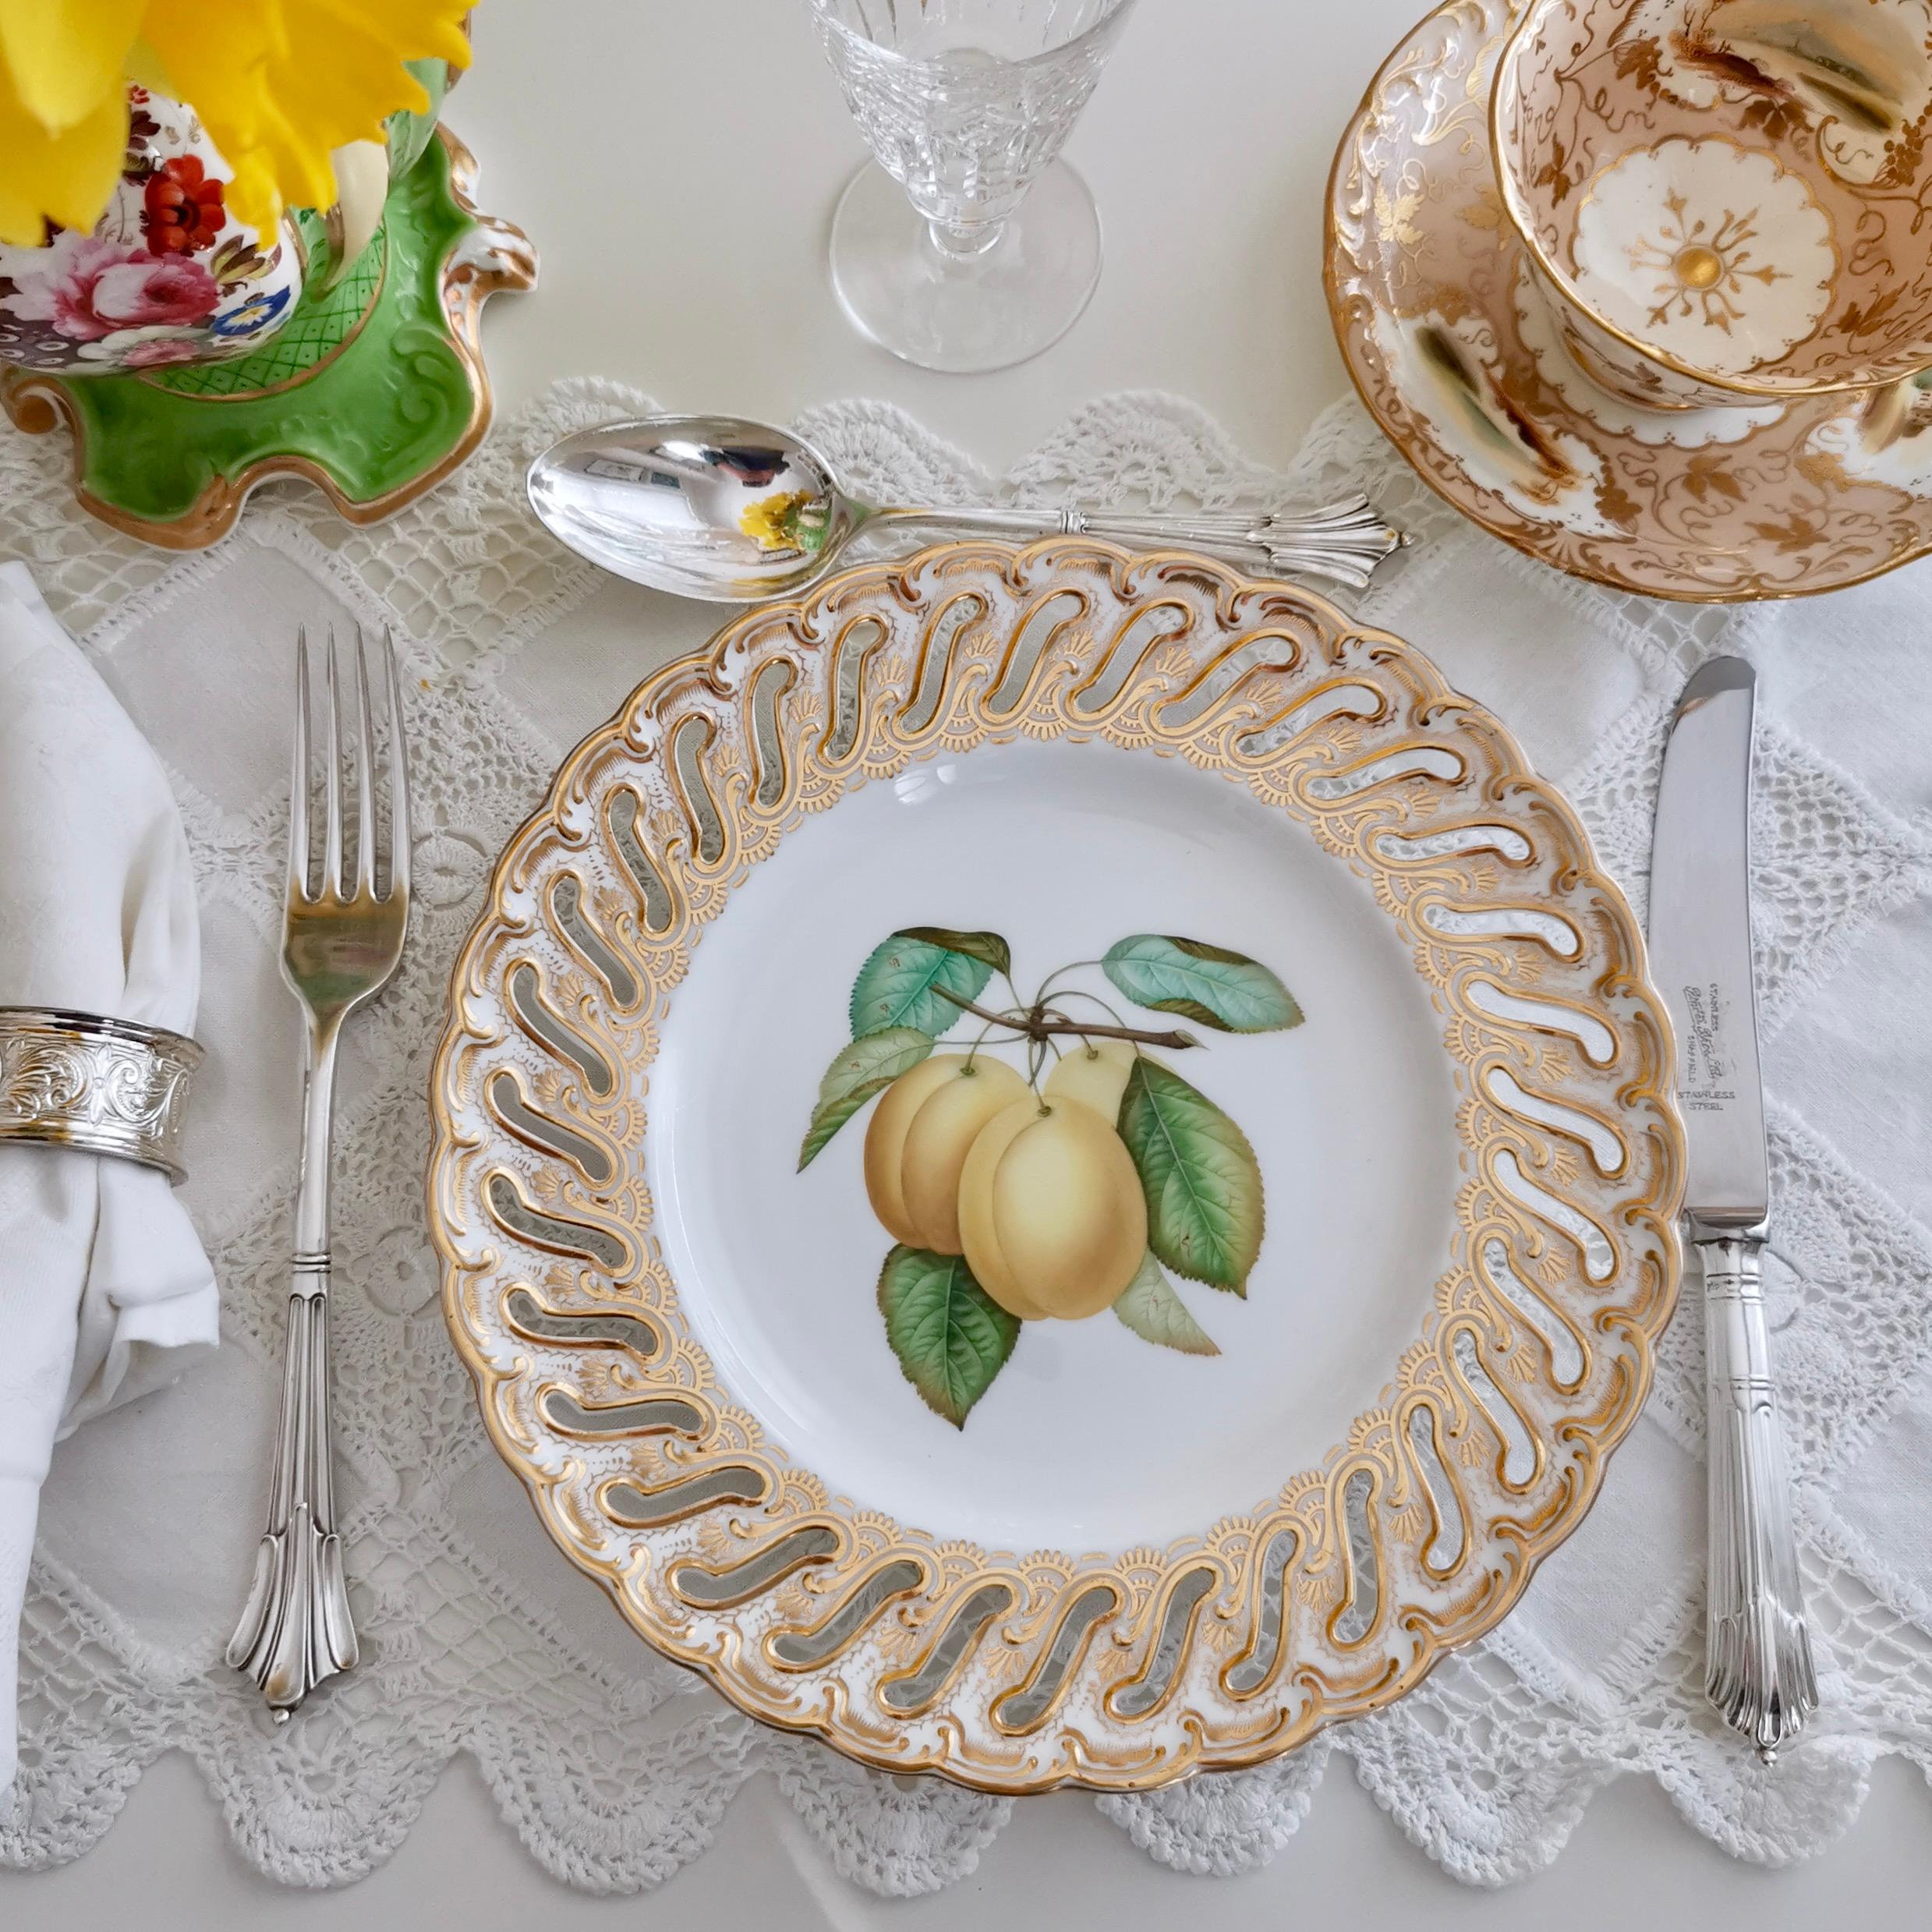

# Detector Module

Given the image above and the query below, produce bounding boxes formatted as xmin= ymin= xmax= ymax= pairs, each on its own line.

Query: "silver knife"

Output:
xmin=1647 ymin=656 xmax=1817 ymax=1764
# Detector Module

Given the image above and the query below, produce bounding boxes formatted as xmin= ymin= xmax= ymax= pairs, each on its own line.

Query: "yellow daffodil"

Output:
xmin=741 ymin=492 xmax=810 ymax=553
xmin=740 ymin=490 xmax=832 ymax=554
xmin=0 ymin=0 xmax=471 ymax=246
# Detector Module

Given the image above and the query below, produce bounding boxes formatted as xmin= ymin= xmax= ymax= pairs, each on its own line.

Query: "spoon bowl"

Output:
xmin=528 ymin=417 xmax=870 ymax=603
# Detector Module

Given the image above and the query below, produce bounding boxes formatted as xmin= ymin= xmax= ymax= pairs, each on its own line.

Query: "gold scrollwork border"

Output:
xmin=428 ymin=540 xmax=1686 ymax=1794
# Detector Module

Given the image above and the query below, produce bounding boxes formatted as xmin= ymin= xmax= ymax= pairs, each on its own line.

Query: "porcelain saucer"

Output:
xmin=1326 ymin=0 xmax=1932 ymax=601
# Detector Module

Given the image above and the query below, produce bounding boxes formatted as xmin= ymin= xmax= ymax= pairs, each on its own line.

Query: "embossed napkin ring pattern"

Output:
xmin=0 ymin=1007 xmax=201 ymax=1184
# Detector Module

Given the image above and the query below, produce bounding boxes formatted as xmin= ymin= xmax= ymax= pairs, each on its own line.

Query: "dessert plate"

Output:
xmin=430 ymin=541 xmax=1684 ymax=1792
xmin=1327 ymin=0 xmax=1932 ymax=600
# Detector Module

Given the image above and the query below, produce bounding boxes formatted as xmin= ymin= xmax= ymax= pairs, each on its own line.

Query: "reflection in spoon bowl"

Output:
xmin=529 ymin=419 xmax=865 ymax=601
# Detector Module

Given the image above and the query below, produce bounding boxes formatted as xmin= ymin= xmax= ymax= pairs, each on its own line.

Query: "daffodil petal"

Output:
xmin=0 ymin=52 xmax=127 ymax=242
xmin=221 ymin=152 xmax=281 ymax=238
xmin=122 ymin=35 xmax=175 ymax=97
xmin=144 ymin=0 xmax=469 ymax=232
xmin=0 ymin=0 xmax=147 ymax=133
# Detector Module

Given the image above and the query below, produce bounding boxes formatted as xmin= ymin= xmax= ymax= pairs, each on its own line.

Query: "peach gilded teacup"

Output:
xmin=1491 ymin=0 xmax=1932 ymax=410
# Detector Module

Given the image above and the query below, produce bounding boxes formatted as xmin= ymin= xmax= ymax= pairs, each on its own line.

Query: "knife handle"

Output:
xmin=1697 ymin=1224 xmax=1819 ymax=1763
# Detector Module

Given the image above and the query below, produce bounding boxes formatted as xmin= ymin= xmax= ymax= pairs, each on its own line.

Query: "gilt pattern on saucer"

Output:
xmin=1327 ymin=0 xmax=1932 ymax=600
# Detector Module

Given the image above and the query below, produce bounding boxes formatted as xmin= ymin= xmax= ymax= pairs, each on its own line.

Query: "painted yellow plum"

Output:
xmin=801 ymin=925 xmax=1302 ymax=1427
xmin=957 ymin=1095 xmax=1148 ymax=1321
xmin=863 ymin=1054 xmax=1028 ymax=1254
xmin=1042 ymin=1036 xmax=1138 ymax=1119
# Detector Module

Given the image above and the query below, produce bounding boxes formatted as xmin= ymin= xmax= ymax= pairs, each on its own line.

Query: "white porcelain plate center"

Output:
xmin=651 ymin=737 xmax=1461 ymax=1549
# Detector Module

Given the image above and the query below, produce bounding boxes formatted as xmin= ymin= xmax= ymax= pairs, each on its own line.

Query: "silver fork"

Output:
xmin=228 ymin=625 xmax=412 ymax=1719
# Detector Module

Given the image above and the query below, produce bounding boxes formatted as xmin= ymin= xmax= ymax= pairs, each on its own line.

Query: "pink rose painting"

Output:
xmin=0 ymin=89 xmax=306 ymax=374
xmin=5 ymin=232 xmax=219 ymax=343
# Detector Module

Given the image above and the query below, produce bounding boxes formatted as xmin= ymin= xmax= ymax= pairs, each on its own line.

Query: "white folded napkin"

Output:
xmin=0 ymin=561 xmax=218 ymax=1798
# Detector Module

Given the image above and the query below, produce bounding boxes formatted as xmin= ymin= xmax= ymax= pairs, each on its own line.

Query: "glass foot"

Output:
xmin=827 ymin=160 xmax=1103 ymax=373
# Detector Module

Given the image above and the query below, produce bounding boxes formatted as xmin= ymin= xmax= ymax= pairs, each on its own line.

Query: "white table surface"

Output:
xmin=12 ymin=1 xmax=1932 ymax=1923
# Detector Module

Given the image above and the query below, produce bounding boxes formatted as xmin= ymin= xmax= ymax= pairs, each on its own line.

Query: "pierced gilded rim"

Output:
xmin=427 ymin=540 xmax=1686 ymax=1794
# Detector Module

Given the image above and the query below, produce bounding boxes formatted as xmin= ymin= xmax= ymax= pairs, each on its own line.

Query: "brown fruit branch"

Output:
xmin=935 ymin=987 xmax=1198 ymax=1051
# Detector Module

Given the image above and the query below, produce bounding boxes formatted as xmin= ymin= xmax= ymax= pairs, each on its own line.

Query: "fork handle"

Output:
xmin=1697 ymin=1223 xmax=1817 ymax=1763
xmin=225 ymin=1276 xmax=358 ymax=1716
xmin=227 ymin=1031 xmax=357 ymax=1716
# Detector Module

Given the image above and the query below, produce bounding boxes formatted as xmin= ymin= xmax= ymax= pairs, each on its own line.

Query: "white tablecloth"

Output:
xmin=2 ymin=368 xmax=1930 ymax=1901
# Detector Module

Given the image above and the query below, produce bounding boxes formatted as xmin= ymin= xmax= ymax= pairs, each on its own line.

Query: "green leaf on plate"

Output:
xmin=798 ymin=1026 xmax=932 ymax=1170
xmin=876 ymin=1244 xmax=1020 ymax=1428
xmin=1113 ymin=1250 xmax=1220 ymax=1355
xmin=1102 ymin=934 xmax=1302 ymax=1033
xmin=849 ymin=932 xmax=996 ymax=1039
xmin=893 ymin=926 xmax=1012 ymax=978
xmin=1118 ymin=1056 xmax=1264 ymax=1293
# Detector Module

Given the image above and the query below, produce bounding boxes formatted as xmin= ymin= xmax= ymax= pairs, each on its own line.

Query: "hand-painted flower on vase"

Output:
xmin=207 ymin=285 xmax=293 ymax=339
xmin=0 ymin=232 xmax=221 ymax=343
xmin=143 ymin=157 xmax=227 ymax=254
xmin=75 ymin=324 xmax=207 ymax=367
xmin=0 ymin=86 xmax=304 ymax=373
xmin=124 ymin=89 xmax=162 ymax=156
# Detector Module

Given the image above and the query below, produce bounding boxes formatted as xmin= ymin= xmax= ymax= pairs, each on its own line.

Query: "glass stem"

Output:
xmin=925 ymin=215 xmax=1007 ymax=261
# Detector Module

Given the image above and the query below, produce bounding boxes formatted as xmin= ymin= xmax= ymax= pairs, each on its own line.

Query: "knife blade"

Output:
xmin=1647 ymin=656 xmax=1768 ymax=1226
xmin=1647 ymin=656 xmax=1817 ymax=1764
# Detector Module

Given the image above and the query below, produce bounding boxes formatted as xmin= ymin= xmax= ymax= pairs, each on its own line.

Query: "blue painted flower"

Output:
xmin=209 ymin=284 xmax=292 ymax=339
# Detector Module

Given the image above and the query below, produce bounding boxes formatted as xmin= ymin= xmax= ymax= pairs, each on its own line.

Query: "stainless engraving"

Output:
xmin=0 ymin=1007 xmax=200 ymax=1182
xmin=1648 ymin=656 xmax=1817 ymax=1763
xmin=526 ymin=415 xmax=1407 ymax=601
xmin=228 ymin=627 xmax=411 ymax=1720
xmin=1649 ymin=658 xmax=1768 ymax=1224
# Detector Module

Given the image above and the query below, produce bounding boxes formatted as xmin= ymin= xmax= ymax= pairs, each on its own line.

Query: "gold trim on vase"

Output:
xmin=0 ymin=126 xmax=536 ymax=553
xmin=0 ymin=1006 xmax=202 ymax=1184
xmin=427 ymin=539 xmax=1686 ymax=1793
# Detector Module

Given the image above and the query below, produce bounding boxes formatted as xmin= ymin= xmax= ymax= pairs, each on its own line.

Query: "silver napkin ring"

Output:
xmin=0 ymin=1007 xmax=202 ymax=1184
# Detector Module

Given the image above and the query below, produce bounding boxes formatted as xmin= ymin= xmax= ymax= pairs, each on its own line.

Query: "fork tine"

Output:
xmin=288 ymin=629 xmax=312 ymax=904
xmin=353 ymin=627 xmax=377 ymax=897
xmin=324 ymin=627 xmax=345 ymax=895
xmin=382 ymin=629 xmax=411 ymax=904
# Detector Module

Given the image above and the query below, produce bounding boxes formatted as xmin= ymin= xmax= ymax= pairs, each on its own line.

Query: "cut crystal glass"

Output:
xmin=807 ymin=0 xmax=1140 ymax=371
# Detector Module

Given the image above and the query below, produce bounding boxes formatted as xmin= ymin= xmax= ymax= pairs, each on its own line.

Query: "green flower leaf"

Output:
xmin=1102 ymin=934 xmax=1302 ymax=1033
xmin=893 ymin=926 xmax=1012 ymax=978
xmin=1113 ymin=1251 xmax=1219 ymax=1355
xmin=798 ymin=1026 xmax=932 ymax=1169
xmin=849 ymin=932 xmax=997 ymax=1038
xmin=1118 ymin=1057 xmax=1264 ymax=1293
xmin=876 ymin=1244 xmax=1020 ymax=1428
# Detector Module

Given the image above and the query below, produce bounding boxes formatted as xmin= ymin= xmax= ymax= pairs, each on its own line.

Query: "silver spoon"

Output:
xmin=526 ymin=415 xmax=1407 ymax=603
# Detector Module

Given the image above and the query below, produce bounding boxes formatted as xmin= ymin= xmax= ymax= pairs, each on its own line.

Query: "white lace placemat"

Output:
xmin=3 ymin=377 xmax=1930 ymax=1895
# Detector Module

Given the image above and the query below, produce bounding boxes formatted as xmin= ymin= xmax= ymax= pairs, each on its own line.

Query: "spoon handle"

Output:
xmin=872 ymin=497 xmax=1407 ymax=592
